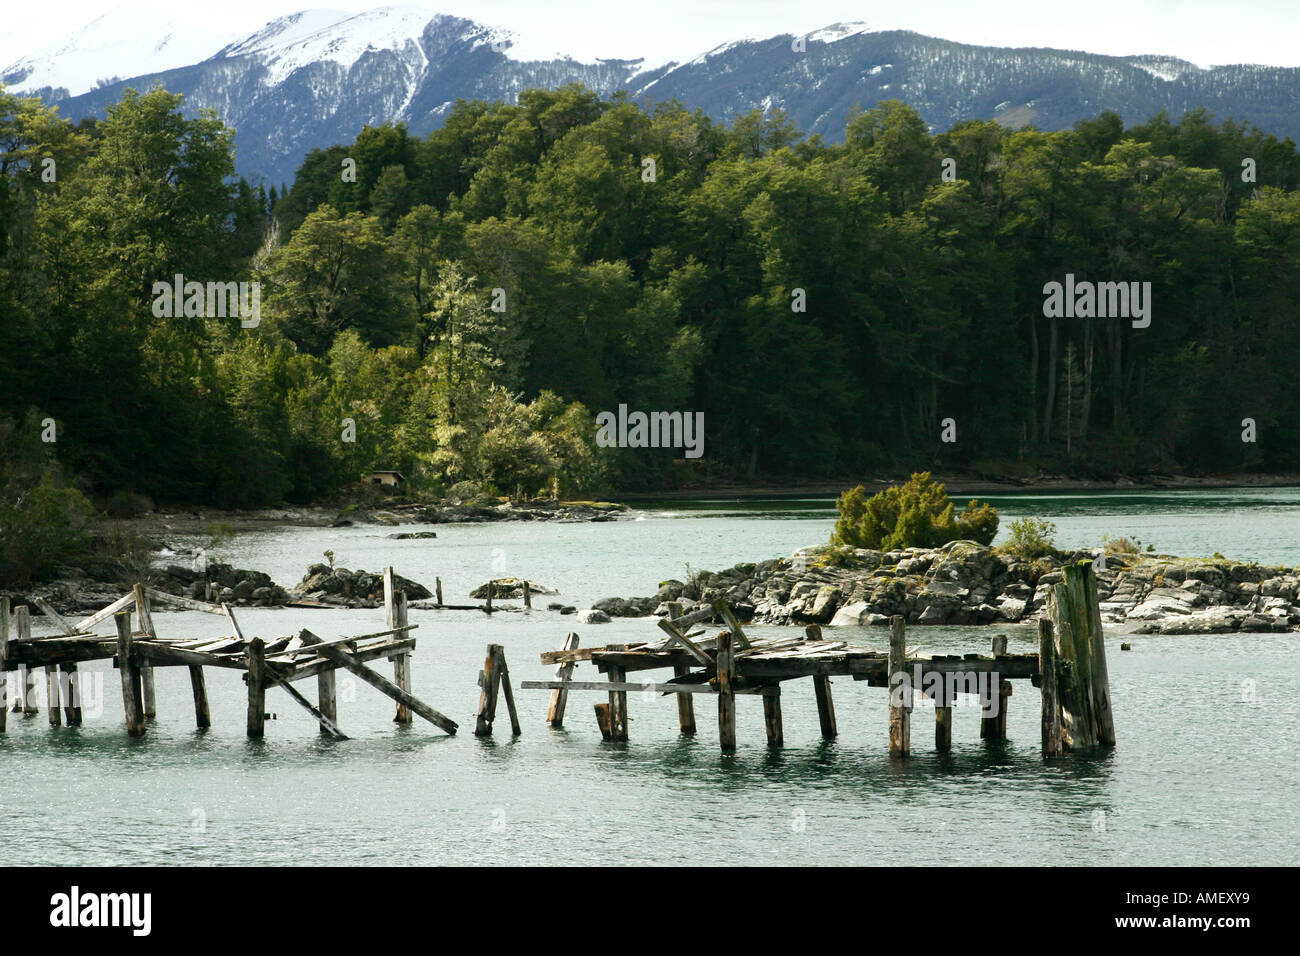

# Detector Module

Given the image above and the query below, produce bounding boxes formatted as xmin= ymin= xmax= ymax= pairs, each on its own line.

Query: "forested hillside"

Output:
xmin=3 ymin=82 xmax=1300 ymax=520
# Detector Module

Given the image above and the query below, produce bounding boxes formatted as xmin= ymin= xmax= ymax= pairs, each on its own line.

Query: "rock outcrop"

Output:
xmin=593 ymin=542 xmax=1300 ymax=633
xmin=291 ymin=565 xmax=431 ymax=608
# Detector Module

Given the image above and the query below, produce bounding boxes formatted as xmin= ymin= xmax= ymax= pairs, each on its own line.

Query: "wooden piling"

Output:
xmin=17 ymin=607 xmax=37 ymax=714
xmin=606 ymin=645 xmax=628 ymax=742
xmin=1038 ymin=618 xmax=1063 ymax=757
xmin=246 ymin=637 xmax=266 ymax=738
xmin=981 ymin=634 xmax=1009 ymax=740
xmin=1048 ymin=561 xmax=1115 ymax=749
xmin=190 ymin=665 xmax=211 ymax=729
xmin=388 ymin=582 xmax=412 ymax=725
xmin=716 ymin=629 xmax=736 ymax=752
xmin=59 ymin=664 xmax=81 ymax=725
xmin=670 ymin=605 xmax=696 ymax=735
xmin=546 ymin=633 xmax=580 ymax=727
xmin=45 ymin=664 xmax=61 ymax=726
xmin=133 ymin=586 xmax=158 ymax=719
xmin=498 ymin=648 xmax=521 ymax=736
xmin=523 ymin=580 xmax=531 ymax=609
xmin=888 ymin=615 xmax=911 ymax=756
xmin=806 ymin=625 xmax=837 ymax=739
xmin=317 ymin=668 xmax=337 ymax=736
xmin=475 ymin=643 xmax=502 ymax=736
xmin=594 ymin=702 xmax=613 ymax=740
xmin=114 ymin=611 xmax=145 ymax=737
xmin=763 ymin=686 xmax=783 ymax=747
xmin=435 ymin=577 xmax=443 ymax=607
xmin=934 ymin=681 xmax=952 ymax=750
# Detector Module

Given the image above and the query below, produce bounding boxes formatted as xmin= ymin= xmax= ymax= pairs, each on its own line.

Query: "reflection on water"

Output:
xmin=2 ymin=488 xmax=1298 ymax=865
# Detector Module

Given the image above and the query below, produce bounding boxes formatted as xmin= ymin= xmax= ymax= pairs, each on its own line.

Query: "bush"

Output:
xmin=831 ymin=472 xmax=999 ymax=550
xmin=1004 ymin=517 xmax=1057 ymax=559
xmin=1102 ymin=534 xmax=1142 ymax=556
xmin=0 ymin=472 xmax=94 ymax=585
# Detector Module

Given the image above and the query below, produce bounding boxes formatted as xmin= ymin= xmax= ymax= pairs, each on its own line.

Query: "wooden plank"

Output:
xmin=1038 ymin=618 xmax=1062 ymax=757
xmin=496 ymin=646 xmax=521 ymax=737
xmin=133 ymin=642 xmax=253 ymax=670
xmin=712 ymin=600 xmax=752 ymax=651
xmin=73 ymin=592 xmax=135 ymax=634
xmin=267 ymin=671 xmax=347 ymax=739
xmin=655 ymin=618 xmax=711 ymax=666
xmin=34 ymin=597 xmax=79 ymax=634
xmin=268 ymin=626 xmax=416 ymax=660
xmin=763 ymin=685 xmax=783 ymax=747
xmin=115 ymin=611 xmax=145 ymax=737
xmin=297 ymin=630 xmax=456 ymax=735
xmin=888 ymin=615 xmax=911 ymax=756
xmin=220 ymin=602 xmax=246 ymax=643
xmin=474 ymin=643 xmax=501 ymax=736
xmin=247 ymin=637 xmax=266 ymax=737
xmin=521 ymin=680 xmax=779 ymax=696
xmin=142 ymin=587 xmax=226 ymax=615
xmin=545 ymin=633 xmax=579 ymax=727
xmin=281 ymin=638 xmax=416 ymax=682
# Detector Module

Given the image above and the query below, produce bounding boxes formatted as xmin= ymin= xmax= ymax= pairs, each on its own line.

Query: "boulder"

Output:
xmin=575 ymin=608 xmax=610 ymax=624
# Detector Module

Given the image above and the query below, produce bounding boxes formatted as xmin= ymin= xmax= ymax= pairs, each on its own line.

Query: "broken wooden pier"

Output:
xmin=0 ymin=567 xmax=457 ymax=739
xmin=523 ymin=560 xmax=1115 ymax=756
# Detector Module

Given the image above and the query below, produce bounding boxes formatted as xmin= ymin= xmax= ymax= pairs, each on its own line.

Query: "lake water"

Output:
xmin=4 ymin=488 xmax=1298 ymax=866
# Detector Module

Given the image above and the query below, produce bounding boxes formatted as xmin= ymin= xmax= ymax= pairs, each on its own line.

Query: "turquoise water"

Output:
xmin=3 ymin=489 xmax=1298 ymax=865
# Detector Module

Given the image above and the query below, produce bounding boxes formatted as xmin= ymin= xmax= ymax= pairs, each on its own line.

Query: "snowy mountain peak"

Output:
xmin=2 ymin=4 xmax=235 ymax=97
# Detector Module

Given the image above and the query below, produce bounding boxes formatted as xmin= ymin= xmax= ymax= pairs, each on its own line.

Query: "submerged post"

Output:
xmin=475 ymin=643 xmax=502 ymax=736
xmin=1038 ymin=618 xmax=1062 ymax=757
xmin=670 ymin=604 xmax=696 ymax=736
xmin=114 ymin=611 xmax=145 ymax=737
xmin=888 ymin=615 xmax=911 ymax=756
xmin=606 ymin=644 xmax=628 ymax=742
xmin=387 ymin=576 xmax=412 ymax=724
xmin=190 ymin=665 xmax=211 ymax=729
xmin=763 ymin=686 xmax=783 ymax=747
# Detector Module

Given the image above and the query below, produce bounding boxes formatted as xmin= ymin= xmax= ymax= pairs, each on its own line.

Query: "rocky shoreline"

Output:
xmin=587 ymin=541 xmax=1300 ymax=635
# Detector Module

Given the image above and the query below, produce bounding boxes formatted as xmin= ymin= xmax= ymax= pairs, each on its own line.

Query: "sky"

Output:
xmin=5 ymin=0 xmax=1300 ymax=70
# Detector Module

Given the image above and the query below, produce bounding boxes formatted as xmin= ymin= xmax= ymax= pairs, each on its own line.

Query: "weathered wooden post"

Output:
xmin=16 ymin=606 xmax=37 ymax=715
xmin=981 ymin=634 xmax=1009 ymax=740
xmin=716 ymin=629 xmax=736 ymax=752
xmin=317 ymin=665 xmax=337 ymax=736
xmin=763 ymin=687 xmax=783 ymax=747
xmin=497 ymin=646 xmax=521 ymax=736
xmin=45 ymin=661 xmax=61 ymax=727
xmin=385 ymin=570 xmax=412 ymax=724
xmin=806 ymin=625 xmax=837 ymax=739
xmin=934 ymin=680 xmax=952 ymax=751
xmin=546 ymin=633 xmax=580 ymax=727
xmin=0 ymin=597 xmax=8 ymax=732
xmin=190 ymin=665 xmax=211 ymax=729
xmin=669 ymin=604 xmax=696 ymax=736
xmin=594 ymin=702 xmax=613 ymax=740
xmin=114 ymin=611 xmax=145 ymax=737
xmin=133 ymin=585 xmax=158 ymax=719
xmin=523 ymin=580 xmax=531 ymax=609
xmin=246 ymin=637 xmax=266 ymax=738
xmin=475 ymin=643 xmax=502 ymax=736
xmin=1048 ymin=561 xmax=1115 ymax=750
xmin=606 ymin=644 xmax=628 ymax=742
xmin=435 ymin=577 xmax=443 ymax=607
xmin=888 ymin=615 xmax=911 ymax=756
xmin=1038 ymin=618 xmax=1062 ymax=757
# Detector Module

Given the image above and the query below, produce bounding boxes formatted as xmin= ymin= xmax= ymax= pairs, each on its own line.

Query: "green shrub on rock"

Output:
xmin=831 ymin=472 xmax=998 ymax=551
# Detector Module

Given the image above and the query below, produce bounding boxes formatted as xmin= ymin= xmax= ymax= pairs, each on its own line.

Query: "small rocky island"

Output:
xmin=589 ymin=541 xmax=1300 ymax=634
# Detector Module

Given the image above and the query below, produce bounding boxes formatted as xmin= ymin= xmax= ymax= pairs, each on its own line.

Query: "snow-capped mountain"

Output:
xmin=8 ymin=6 xmax=1300 ymax=188
xmin=1 ymin=5 xmax=236 ymax=98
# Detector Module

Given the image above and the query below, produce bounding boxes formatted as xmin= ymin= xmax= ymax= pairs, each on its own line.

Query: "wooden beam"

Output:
xmin=115 ymin=611 xmax=144 ymax=737
xmin=546 ymin=633 xmax=579 ymax=727
xmin=267 ymin=672 xmax=347 ymax=740
xmin=716 ymin=629 xmax=736 ymax=752
xmin=806 ymin=625 xmax=836 ymax=739
xmin=17 ymin=607 xmax=37 ymax=714
xmin=712 ymin=600 xmax=752 ymax=651
xmin=1038 ymin=619 xmax=1062 ymax=757
xmin=521 ymin=680 xmax=779 ymax=696
xmin=282 ymin=638 xmax=416 ymax=682
xmin=45 ymin=664 xmax=61 ymax=726
xmin=73 ymin=592 xmax=136 ymax=634
xmin=317 ymin=666 xmax=337 ymax=738
xmin=297 ymin=631 xmax=457 ymax=735
xmin=655 ymin=618 xmax=711 ymax=666
xmin=142 ymin=588 xmax=226 ymax=615
xmin=497 ymin=646 xmax=521 ymax=736
xmin=888 ymin=615 xmax=911 ymax=756
xmin=247 ymin=637 xmax=266 ymax=738
xmin=34 ymin=597 xmax=79 ymax=634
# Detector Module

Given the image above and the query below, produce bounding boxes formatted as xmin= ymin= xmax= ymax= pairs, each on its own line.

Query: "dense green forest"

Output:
xmin=3 ymin=82 xmax=1300 ymax=524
